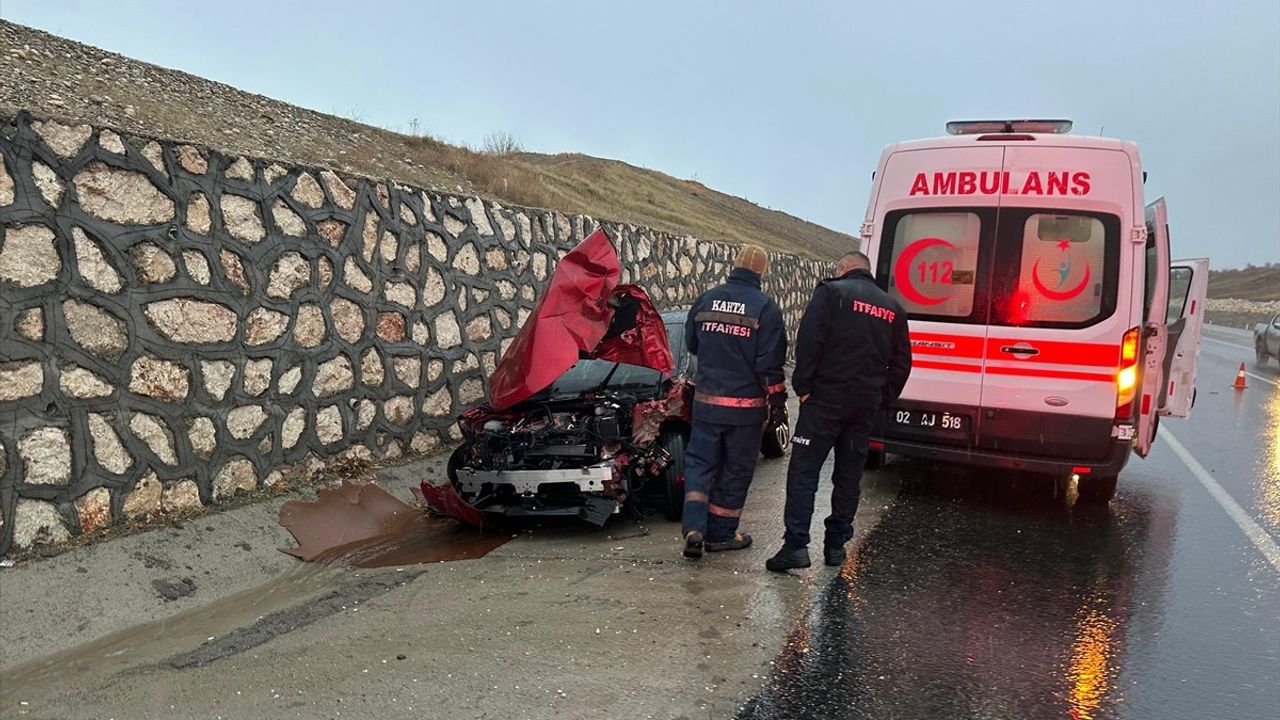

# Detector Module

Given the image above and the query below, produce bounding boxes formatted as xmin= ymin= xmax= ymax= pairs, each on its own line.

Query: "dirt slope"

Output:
xmin=0 ymin=20 xmax=852 ymax=259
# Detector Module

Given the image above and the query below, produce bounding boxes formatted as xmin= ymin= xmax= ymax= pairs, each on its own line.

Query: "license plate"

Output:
xmin=890 ymin=408 xmax=969 ymax=434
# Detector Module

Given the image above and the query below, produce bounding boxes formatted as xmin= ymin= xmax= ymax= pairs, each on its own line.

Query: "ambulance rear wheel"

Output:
xmin=660 ymin=431 xmax=687 ymax=521
xmin=864 ymin=449 xmax=886 ymax=471
xmin=1075 ymin=474 xmax=1117 ymax=503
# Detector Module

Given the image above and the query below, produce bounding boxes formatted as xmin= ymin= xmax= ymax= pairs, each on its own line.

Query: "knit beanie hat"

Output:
xmin=735 ymin=244 xmax=769 ymax=275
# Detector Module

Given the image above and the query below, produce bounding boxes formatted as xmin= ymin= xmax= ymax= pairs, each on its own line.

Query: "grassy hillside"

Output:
xmin=1207 ymin=264 xmax=1280 ymax=301
xmin=0 ymin=21 xmax=852 ymax=259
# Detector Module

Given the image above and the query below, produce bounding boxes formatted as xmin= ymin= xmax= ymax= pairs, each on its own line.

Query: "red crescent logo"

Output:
xmin=1032 ymin=258 xmax=1091 ymax=301
xmin=893 ymin=238 xmax=954 ymax=306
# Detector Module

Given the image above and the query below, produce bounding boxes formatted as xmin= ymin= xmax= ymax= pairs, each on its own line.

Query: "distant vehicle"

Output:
xmin=859 ymin=119 xmax=1209 ymax=502
xmin=1255 ymin=314 xmax=1280 ymax=367
xmin=421 ymin=230 xmax=787 ymax=526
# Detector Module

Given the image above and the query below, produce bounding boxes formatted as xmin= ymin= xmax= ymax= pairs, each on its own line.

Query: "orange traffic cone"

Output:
xmin=1232 ymin=362 xmax=1248 ymax=390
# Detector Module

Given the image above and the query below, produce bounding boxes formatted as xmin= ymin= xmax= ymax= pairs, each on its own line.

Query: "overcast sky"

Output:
xmin=4 ymin=0 xmax=1278 ymax=268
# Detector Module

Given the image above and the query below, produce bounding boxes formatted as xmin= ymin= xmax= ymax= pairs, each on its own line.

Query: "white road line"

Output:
xmin=1200 ymin=337 xmax=1278 ymax=386
xmin=1164 ymin=431 xmax=1280 ymax=573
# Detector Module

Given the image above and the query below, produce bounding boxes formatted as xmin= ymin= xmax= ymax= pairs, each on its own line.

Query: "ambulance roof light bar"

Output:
xmin=946 ymin=119 xmax=1073 ymax=135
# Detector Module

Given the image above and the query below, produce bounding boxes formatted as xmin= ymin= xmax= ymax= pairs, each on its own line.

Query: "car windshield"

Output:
xmin=535 ymin=316 xmax=687 ymax=399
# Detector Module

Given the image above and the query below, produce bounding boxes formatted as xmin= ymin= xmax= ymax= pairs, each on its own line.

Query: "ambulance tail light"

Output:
xmin=946 ymin=119 xmax=1073 ymax=135
xmin=1115 ymin=327 xmax=1140 ymax=419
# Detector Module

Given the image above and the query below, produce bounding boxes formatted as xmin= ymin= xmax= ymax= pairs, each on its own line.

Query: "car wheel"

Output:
xmin=864 ymin=448 xmax=886 ymax=471
xmin=1075 ymin=474 xmax=1117 ymax=503
xmin=660 ymin=431 xmax=686 ymax=521
xmin=446 ymin=444 xmax=469 ymax=485
xmin=1257 ymin=342 xmax=1270 ymax=368
xmin=760 ymin=419 xmax=788 ymax=459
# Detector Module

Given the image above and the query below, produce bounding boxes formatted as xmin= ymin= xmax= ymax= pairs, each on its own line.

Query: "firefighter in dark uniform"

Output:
xmin=766 ymin=251 xmax=912 ymax=571
xmin=681 ymin=244 xmax=788 ymax=560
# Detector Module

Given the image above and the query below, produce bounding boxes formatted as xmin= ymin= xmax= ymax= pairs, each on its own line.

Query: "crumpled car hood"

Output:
xmin=488 ymin=228 xmax=674 ymax=410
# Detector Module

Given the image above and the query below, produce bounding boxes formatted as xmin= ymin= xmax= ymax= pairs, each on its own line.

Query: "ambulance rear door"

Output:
xmin=1159 ymin=257 xmax=1209 ymax=418
xmin=977 ymin=144 xmax=1136 ymax=463
xmin=1135 ymin=199 xmax=1171 ymax=456
xmin=872 ymin=145 xmax=1006 ymax=447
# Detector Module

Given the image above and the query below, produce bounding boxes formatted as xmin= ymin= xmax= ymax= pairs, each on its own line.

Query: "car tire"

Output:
xmin=660 ymin=431 xmax=687 ymax=522
xmin=1075 ymin=474 xmax=1118 ymax=503
xmin=864 ymin=448 xmax=886 ymax=471
xmin=760 ymin=420 xmax=788 ymax=459
xmin=1257 ymin=342 xmax=1270 ymax=368
xmin=446 ymin=444 xmax=468 ymax=485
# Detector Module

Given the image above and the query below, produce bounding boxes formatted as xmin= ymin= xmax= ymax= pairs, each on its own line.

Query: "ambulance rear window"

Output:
xmin=1009 ymin=214 xmax=1107 ymax=324
xmin=884 ymin=211 xmax=982 ymax=319
xmin=994 ymin=210 xmax=1120 ymax=328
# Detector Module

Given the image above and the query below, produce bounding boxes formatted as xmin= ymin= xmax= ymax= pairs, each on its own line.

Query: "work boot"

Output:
xmin=683 ymin=531 xmax=704 ymax=560
xmin=765 ymin=545 xmax=811 ymax=572
xmin=706 ymin=533 xmax=753 ymax=552
xmin=824 ymin=544 xmax=846 ymax=567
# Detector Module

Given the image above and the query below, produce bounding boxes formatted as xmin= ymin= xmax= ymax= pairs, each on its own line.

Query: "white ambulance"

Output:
xmin=860 ymin=119 xmax=1208 ymax=501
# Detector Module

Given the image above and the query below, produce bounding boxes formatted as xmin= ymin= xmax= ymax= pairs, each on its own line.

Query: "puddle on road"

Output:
xmin=278 ymin=480 xmax=512 ymax=568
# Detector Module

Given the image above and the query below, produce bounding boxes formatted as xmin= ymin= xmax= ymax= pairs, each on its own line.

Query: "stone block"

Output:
xmin=130 ymin=413 xmax=177 ymax=465
xmin=129 ymin=355 xmax=189 ymax=403
xmin=60 ymin=366 xmax=113 ymax=398
xmin=228 ymin=405 xmax=267 ymax=439
xmin=33 ymin=161 xmax=63 ymax=208
xmin=314 ymin=355 xmax=355 ymax=397
xmin=214 ymin=457 xmax=257 ymax=500
xmin=393 ymin=356 xmax=421 ymax=388
xmin=186 ymin=192 xmax=212 ymax=233
xmin=272 ymin=200 xmax=306 ymax=236
xmin=316 ymin=406 xmax=343 ymax=445
xmin=225 ymin=157 xmax=254 ymax=181
xmin=178 ymin=145 xmax=208 ymax=174
xmin=0 ymin=362 xmax=43 ymax=401
xmin=33 ymin=119 xmax=92 ymax=158
xmin=182 ymin=250 xmax=211 ymax=284
xmin=72 ymin=227 xmax=123 ymax=293
xmin=188 ymin=417 xmax=216 ymax=458
xmin=73 ymin=162 xmax=174 ymax=224
xmin=145 ymin=298 xmax=237 ymax=343
xmin=361 ymin=349 xmax=385 ymax=386
xmin=343 ymin=258 xmax=372 ymax=293
xmin=0 ymin=154 xmax=13 ymax=206
xmin=331 ymin=298 xmax=364 ymax=343
xmin=221 ymin=194 xmax=266 ymax=244
xmin=0 ymin=224 xmax=60 ymax=288
xmin=122 ymin=472 xmax=163 ymax=519
xmin=88 ymin=413 xmax=131 ymax=474
xmin=376 ymin=312 xmax=405 ymax=343
xmin=423 ymin=267 xmax=446 ymax=306
xmin=384 ymin=396 xmax=414 ymax=426
xmin=162 ymin=480 xmax=202 ymax=513
xmin=219 ymin=250 xmax=250 ymax=294
xmin=384 ymin=281 xmax=416 ymax=308
xmin=131 ymin=242 xmax=176 ymax=284
xmin=278 ymin=365 xmax=302 ymax=395
xmin=75 ymin=488 xmax=112 ymax=534
xmin=18 ymin=427 xmax=72 ymax=485
xmin=13 ymin=500 xmax=70 ymax=548
xmin=282 ymin=407 xmax=307 ymax=449
xmin=245 ymin=307 xmax=288 ymax=345
xmin=322 ymin=171 xmax=355 ymax=209
xmin=453 ymin=244 xmax=480 ymax=275
xmin=267 ymin=252 xmax=310 ymax=299
xmin=293 ymin=304 xmax=327 ymax=348
xmin=291 ymin=173 xmax=325 ymax=208
xmin=435 ymin=311 xmax=461 ymax=349
xmin=317 ymin=219 xmax=346 ymax=247
xmin=15 ymin=308 xmax=44 ymax=341
xmin=244 ymin=358 xmax=273 ymax=396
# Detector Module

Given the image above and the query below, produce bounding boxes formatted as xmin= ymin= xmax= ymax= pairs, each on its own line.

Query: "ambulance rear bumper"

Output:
xmin=875 ymin=436 xmax=1132 ymax=477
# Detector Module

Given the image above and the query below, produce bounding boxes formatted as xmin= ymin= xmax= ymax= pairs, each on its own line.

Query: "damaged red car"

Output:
xmin=422 ymin=230 xmax=787 ymax=526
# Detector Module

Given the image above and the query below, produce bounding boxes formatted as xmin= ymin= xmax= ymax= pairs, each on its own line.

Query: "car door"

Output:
xmin=1159 ymin=258 xmax=1209 ymax=418
xmin=1135 ymin=199 xmax=1170 ymax=457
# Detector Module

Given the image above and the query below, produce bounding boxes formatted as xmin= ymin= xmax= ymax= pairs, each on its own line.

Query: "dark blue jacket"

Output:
xmin=793 ymin=268 xmax=912 ymax=409
xmin=685 ymin=268 xmax=788 ymax=425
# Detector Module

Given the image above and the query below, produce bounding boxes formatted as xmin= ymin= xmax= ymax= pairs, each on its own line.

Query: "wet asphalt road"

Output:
xmin=740 ymin=325 xmax=1280 ymax=720
xmin=2 ymin=327 xmax=1277 ymax=720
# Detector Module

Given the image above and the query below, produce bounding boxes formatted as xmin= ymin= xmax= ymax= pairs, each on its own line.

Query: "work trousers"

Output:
xmin=681 ymin=420 xmax=763 ymax=542
xmin=782 ymin=402 xmax=877 ymax=549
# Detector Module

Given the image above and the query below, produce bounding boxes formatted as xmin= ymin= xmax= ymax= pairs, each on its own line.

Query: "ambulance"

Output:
xmin=860 ymin=119 xmax=1208 ymax=501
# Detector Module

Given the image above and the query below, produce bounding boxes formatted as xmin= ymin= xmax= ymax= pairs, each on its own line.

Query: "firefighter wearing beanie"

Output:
xmin=680 ymin=244 xmax=788 ymax=560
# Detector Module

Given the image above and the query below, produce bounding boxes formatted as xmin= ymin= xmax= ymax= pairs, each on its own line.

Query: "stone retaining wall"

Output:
xmin=0 ymin=111 xmax=829 ymax=553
